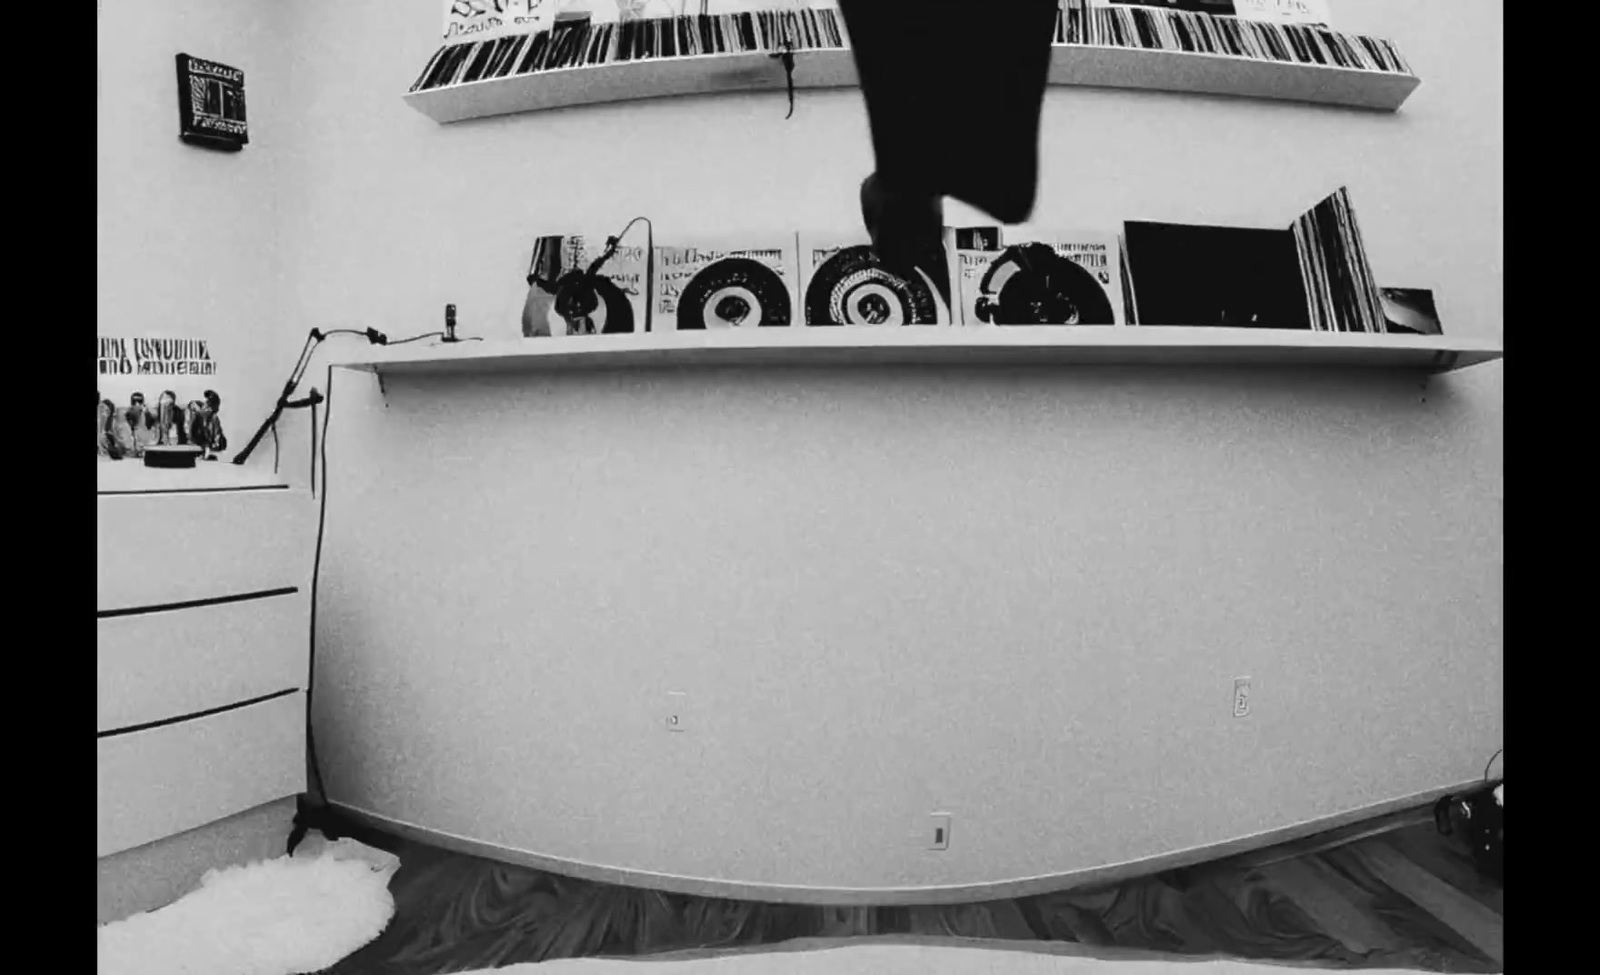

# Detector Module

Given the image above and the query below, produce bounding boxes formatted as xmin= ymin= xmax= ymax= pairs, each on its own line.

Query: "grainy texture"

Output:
xmin=319 ymin=818 xmax=1500 ymax=974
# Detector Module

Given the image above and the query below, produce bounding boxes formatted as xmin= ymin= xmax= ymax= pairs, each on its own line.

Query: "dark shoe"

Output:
xmin=860 ymin=173 xmax=943 ymax=276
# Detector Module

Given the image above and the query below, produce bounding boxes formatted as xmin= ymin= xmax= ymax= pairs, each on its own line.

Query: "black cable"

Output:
xmin=270 ymin=422 xmax=280 ymax=475
xmin=598 ymin=216 xmax=655 ymax=333
xmin=309 ymin=399 xmax=318 ymax=501
xmin=386 ymin=331 xmax=445 ymax=346
xmin=773 ymin=39 xmax=796 ymax=118
xmin=304 ymin=363 xmax=333 ymax=807
xmin=385 ymin=330 xmax=485 ymax=347
xmin=1484 ymin=748 xmax=1502 ymax=782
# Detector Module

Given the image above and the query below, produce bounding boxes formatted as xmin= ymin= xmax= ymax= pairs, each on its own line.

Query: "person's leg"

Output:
xmin=838 ymin=0 xmax=1058 ymax=264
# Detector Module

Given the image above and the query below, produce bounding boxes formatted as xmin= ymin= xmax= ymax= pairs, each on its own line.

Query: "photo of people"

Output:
xmin=97 ymin=387 xmax=228 ymax=461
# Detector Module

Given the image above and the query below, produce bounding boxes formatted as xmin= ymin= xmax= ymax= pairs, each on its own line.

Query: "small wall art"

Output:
xmin=175 ymin=53 xmax=248 ymax=151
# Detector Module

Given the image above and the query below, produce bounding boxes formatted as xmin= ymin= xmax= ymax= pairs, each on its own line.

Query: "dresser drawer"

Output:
xmin=97 ymin=592 xmax=308 ymax=733
xmin=96 ymin=490 xmax=312 ymax=612
xmin=97 ymin=691 xmax=306 ymax=858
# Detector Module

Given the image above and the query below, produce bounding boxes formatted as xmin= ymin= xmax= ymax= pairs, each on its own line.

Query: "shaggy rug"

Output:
xmin=97 ymin=833 xmax=399 ymax=975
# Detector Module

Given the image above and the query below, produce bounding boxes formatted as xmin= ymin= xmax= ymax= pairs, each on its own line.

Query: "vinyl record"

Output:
xmin=677 ymin=258 xmax=792 ymax=330
xmin=805 ymin=245 xmax=940 ymax=326
xmin=977 ymin=243 xmax=1115 ymax=325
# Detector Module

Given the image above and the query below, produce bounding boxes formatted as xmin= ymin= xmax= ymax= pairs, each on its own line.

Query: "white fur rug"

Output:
xmin=97 ymin=833 xmax=399 ymax=975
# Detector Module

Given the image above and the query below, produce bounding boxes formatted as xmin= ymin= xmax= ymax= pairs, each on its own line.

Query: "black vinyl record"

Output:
xmin=805 ymin=245 xmax=941 ymax=326
xmin=977 ymin=243 xmax=1116 ymax=325
xmin=677 ymin=258 xmax=792 ymax=329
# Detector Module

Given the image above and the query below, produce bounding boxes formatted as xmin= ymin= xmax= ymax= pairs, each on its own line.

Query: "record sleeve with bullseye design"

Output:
xmin=797 ymin=233 xmax=954 ymax=327
xmin=653 ymin=236 xmax=801 ymax=331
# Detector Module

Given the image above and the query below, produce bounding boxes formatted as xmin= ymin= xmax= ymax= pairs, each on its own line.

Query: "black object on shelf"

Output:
xmin=144 ymin=445 xmax=204 ymax=469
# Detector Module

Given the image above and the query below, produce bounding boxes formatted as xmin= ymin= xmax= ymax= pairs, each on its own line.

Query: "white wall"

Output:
xmin=283 ymin=1 xmax=1501 ymax=898
xmin=97 ymin=0 xmax=301 ymax=477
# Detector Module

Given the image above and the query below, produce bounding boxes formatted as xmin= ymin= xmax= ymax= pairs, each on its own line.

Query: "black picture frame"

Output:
xmin=175 ymin=53 xmax=249 ymax=151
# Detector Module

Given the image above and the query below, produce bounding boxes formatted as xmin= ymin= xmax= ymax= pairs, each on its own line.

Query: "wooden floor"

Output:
xmin=319 ymin=810 xmax=1502 ymax=974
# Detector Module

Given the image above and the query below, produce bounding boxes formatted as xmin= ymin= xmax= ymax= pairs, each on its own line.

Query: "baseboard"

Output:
xmin=96 ymin=795 xmax=298 ymax=924
xmin=328 ymin=780 xmax=1480 ymax=906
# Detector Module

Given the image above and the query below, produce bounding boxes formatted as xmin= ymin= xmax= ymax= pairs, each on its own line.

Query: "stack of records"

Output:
xmin=1120 ymin=186 xmax=1390 ymax=331
xmin=419 ymin=1 xmax=848 ymax=91
xmin=1290 ymin=186 xmax=1386 ymax=333
xmin=1060 ymin=1 xmax=1409 ymax=75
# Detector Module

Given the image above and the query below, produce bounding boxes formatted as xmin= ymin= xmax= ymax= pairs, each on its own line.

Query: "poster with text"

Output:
xmin=97 ymin=337 xmax=231 ymax=460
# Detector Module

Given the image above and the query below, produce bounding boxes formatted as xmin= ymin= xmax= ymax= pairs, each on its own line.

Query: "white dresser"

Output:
xmin=96 ymin=462 xmax=314 ymax=922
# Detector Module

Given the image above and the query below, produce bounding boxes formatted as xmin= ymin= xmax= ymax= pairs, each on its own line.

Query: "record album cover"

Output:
xmin=653 ymin=236 xmax=801 ymax=331
xmin=1379 ymin=287 xmax=1443 ymax=335
xmin=797 ymin=234 xmax=954 ymax=326
xmin=961 ymin=230 xmax=1126 ymax=326
xmin=521 ymin=232 xmax=652 ymax=337
xmin=1121 ymin=221 xmax=1310 ymax=328
xmin=944 ymin=226 xmax=1004 ymax=327
xmin=443 ymin=0 xmax=555 ymax=41
xmin=97 ymin=337 xmax=232 ymax=461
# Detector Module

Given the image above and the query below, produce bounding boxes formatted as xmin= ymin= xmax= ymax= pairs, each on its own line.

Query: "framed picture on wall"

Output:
xmin=175 ymin=53 xmax=249 ymax=151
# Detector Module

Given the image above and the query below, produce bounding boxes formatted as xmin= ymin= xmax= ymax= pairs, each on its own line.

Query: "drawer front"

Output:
xmin=97 ymin=490 xmax=313 ymax=612
xmin=97 ymin=691 xmax=306 ymax=858
xmin=97 ymin=592 xmax=308 ymax=733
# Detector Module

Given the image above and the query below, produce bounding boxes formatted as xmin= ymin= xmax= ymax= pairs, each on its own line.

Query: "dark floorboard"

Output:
xmin=318 ymin=813 xmax=1501 ymax=974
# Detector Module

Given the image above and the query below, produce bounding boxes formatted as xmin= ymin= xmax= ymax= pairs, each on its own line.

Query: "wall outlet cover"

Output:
xmin=1233 ymin=677 xmax=1252 ymax=718
xmin=928 ymin=812 xmax=952 ymax=851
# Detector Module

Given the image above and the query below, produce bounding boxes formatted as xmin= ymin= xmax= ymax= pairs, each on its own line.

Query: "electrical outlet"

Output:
xmin=1233 ymin=677 xmax=1252 ymax=718
xmin=928 ymin=813 xmax=952 ymax=851
xmin=662 ymin=691 xmax=688 ymax=733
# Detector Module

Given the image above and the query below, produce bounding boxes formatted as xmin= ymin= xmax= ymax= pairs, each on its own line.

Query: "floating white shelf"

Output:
xmin=333 ymin=328 xmax=1499 ymax=377
xmin=404 ymin=43 xmax=1419 ymax=125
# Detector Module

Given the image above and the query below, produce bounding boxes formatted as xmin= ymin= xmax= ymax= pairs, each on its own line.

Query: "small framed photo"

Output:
xmin=175 ymin=53 xmax=249 ymax=151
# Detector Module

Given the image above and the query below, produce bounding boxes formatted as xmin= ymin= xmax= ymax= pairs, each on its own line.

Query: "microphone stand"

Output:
xmin=233 ymin=327 xmax=386 ymax=466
